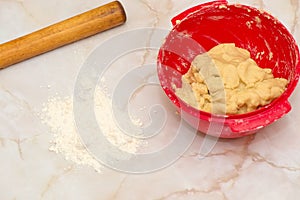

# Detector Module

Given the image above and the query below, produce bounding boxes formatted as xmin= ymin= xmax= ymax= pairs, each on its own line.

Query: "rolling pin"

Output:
xmin=0 ymin=1 xmax=126 ymax=69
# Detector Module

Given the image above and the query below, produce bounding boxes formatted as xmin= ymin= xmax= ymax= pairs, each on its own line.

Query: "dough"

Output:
xmin=175 ymin=43 xmax=288 ymax=114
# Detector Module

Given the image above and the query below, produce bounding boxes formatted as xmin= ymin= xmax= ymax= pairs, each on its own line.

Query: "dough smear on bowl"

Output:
xmin=175 ymin=43 xmax=288 ymax=114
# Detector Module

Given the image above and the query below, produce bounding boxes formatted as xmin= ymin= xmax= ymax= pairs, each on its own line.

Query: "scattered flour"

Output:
xmin=94 ymin=86 xmax=145 ymax=154
xmin=39 ymin=86 xmax=145 ymax=173
xmin=39 ymin=96 xmax=103 ymax=173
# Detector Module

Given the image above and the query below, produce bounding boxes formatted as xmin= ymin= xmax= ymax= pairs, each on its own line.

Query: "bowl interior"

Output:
xmin=157 ymin=3 xmax=300 ymax=120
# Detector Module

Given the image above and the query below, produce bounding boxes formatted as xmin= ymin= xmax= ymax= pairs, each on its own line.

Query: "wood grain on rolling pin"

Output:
xmin=0 ymin=1 xmax=126 ymax=69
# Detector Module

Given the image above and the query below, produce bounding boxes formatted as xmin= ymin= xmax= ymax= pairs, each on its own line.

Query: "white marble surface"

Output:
xmin=0 ymin=0 xmax=300 ymax=199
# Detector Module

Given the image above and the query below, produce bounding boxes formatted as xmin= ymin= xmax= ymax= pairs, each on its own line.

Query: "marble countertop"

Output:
xmin=1 ymin=0 xmax=300 ymax=199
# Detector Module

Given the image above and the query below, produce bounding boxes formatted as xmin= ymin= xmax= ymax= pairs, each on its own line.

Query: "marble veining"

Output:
xmin=0 ymin=0 xmax=300 ymax=200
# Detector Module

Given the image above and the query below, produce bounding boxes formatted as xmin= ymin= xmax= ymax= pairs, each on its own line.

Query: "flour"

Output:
xmin=39 ymin=86 xmax=145 ymax=173
xmin=94 ymin=86 xmax=145 ymax=154
xmin=39 ymin=96 xmax=103 ymax=173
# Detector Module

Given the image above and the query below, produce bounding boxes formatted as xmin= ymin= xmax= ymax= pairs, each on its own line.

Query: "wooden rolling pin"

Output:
xmin=0 ymin=1 xmax=126 ymax=69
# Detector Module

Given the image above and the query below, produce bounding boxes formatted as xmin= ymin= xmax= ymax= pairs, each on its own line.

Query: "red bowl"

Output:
xmin=157 ymin=0 xmax=300 ymax=138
